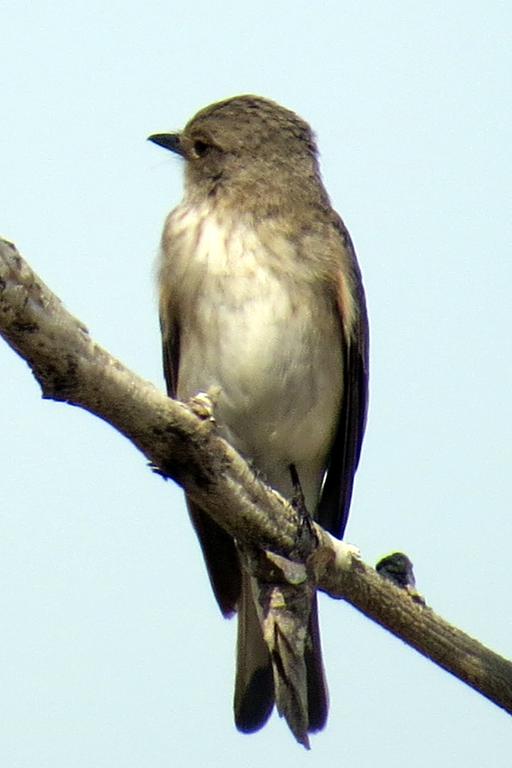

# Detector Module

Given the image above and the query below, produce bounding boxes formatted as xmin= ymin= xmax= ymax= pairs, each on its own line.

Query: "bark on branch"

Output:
xmin=1 ymin=236 xmax=511 ymax=718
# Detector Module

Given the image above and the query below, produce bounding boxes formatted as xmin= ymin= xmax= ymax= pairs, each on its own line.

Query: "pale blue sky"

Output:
xmin=1 ymin=2 xmax=511 ymax=766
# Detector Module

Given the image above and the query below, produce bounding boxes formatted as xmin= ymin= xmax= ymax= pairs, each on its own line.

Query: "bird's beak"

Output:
xmin=147 ymin=133 xmax=184 ymax=156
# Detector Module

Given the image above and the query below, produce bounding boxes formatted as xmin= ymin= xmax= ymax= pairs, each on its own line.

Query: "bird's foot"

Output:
xmin=188 ymin=386 xmax=221 ymax=424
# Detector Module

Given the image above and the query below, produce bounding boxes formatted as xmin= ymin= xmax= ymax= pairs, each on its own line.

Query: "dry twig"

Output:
xmin=1 ymin=237 xmax=511 ymax=719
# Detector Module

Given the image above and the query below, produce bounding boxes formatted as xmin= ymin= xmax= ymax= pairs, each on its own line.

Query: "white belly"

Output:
xmin=166 ymin=209 xmax=343 ymax=509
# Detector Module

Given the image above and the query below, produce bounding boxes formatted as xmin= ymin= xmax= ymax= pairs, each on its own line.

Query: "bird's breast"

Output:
xmin=161 ymin=205 xmax=343 ymax=499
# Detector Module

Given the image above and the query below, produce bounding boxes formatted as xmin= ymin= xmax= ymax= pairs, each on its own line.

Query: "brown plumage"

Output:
xmin=149 ymin=95 xmax=369 ymax=745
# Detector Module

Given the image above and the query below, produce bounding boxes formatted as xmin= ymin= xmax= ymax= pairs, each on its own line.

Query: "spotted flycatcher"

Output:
xmin=149 ymin=95 xmax=369 ymax=745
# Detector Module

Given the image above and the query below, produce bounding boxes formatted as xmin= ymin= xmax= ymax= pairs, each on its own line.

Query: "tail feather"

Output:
xmin=234 ymin=573 xmax=274 ymax=732
xmin=234 ymin=574 xmax=328 ymax=743
xmin=305 ymin=597 xmax=329 ymax=732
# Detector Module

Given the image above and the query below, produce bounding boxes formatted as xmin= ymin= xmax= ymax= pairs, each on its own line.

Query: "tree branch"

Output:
xmin=1 ymin=237 xmax=511 ymax=717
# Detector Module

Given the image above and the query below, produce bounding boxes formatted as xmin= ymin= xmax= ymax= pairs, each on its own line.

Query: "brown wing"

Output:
xmin=316 ymin=217 xmax=369 ymax=538
xmin=160 ymin=313 xmax=242 ymax=617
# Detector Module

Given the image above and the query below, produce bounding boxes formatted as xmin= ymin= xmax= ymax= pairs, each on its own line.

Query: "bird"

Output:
xmin=148 ymin=95 xmax=369 ymax=745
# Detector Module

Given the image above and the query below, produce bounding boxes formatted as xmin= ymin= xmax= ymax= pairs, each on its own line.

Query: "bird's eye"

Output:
xmin=192 ymin=139 xmax=210 ymax=158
